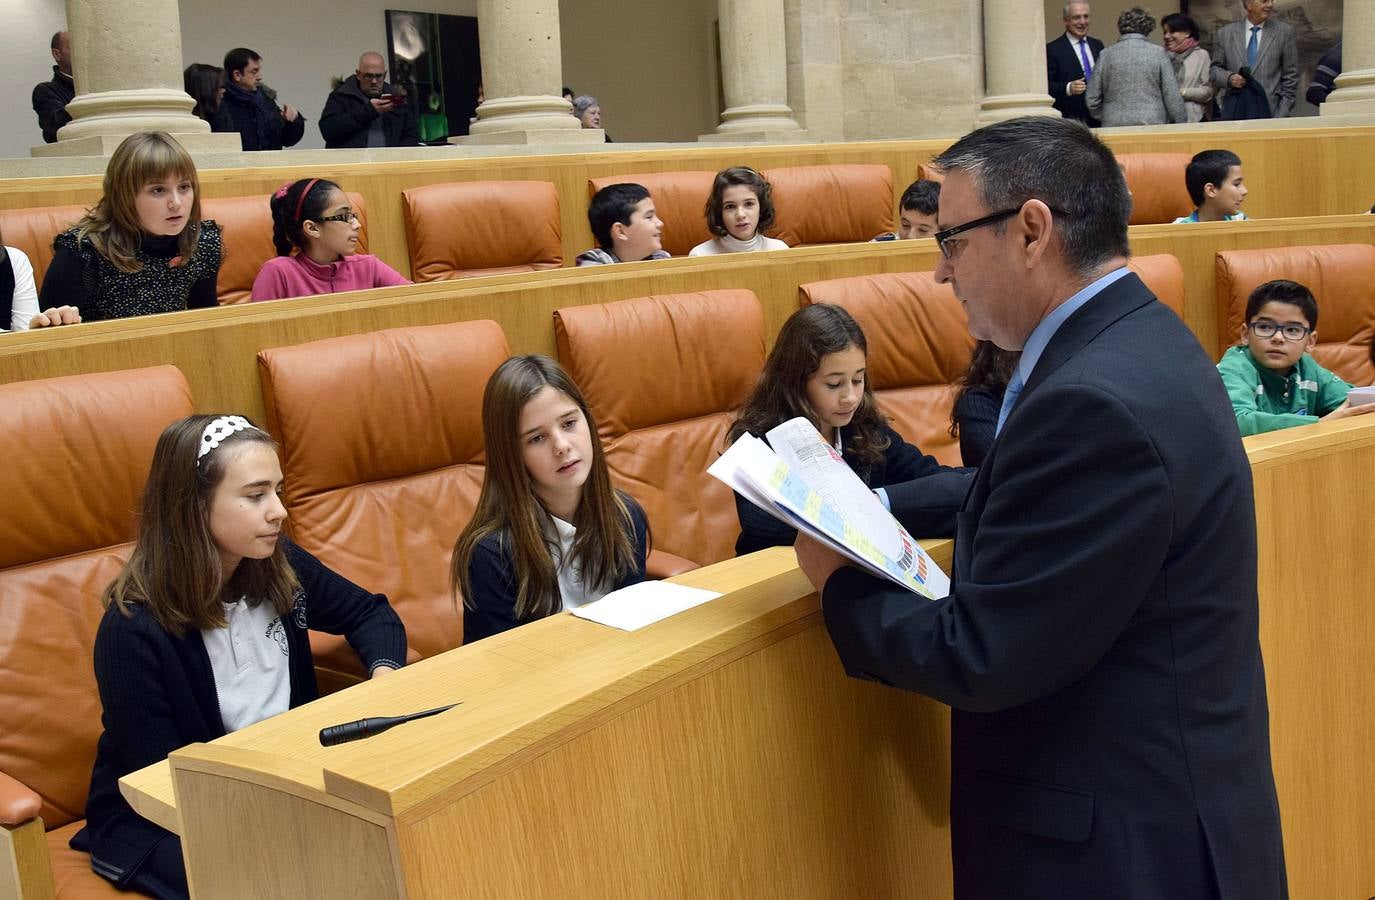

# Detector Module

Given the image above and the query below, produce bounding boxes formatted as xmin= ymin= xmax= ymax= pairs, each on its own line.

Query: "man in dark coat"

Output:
xmin=796 ymin=116 xmax=1287 ymax=899
xmin=1046 ymin=1 xmax=1105 ymax=125
xmin=219 ymin=47 xmax=306 ymax=152
xmin=319 ymin=52 xmax=419 ymax=149
xmin=32 ymin=31 xmax=75 ymax=143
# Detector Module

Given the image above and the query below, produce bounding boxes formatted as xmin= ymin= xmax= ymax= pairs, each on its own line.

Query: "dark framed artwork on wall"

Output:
xmin=385 ymin=10 xmax=482 ymax=142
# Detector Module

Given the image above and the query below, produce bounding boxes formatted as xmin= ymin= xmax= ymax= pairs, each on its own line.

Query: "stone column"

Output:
xmin=976 ymin=0 xmax=1059 ymax=124
xmin=459 ymin=0 xmax=600 ymax=145
xmin=1321 ymin=0 xmax=1375 ymax=118
xmin=32 ymin=0 xmax=240 ymax=157
xmin=701 ymin=0 xmax=806 ymax=142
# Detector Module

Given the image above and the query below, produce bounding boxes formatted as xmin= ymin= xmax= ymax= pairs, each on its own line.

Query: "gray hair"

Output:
xmin=932 ymin=116 xmax=1131 ymax=276
xmin=1117 ymin=6 xmax=1156 ymax=35
xmin=572 ymin=95 xmax=599 ymax=118
xmin=1063 ymin=1 xmax=1089 ymax=16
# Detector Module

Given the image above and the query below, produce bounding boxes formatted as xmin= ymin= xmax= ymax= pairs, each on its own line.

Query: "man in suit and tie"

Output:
xmin=1210 ymin=0 xmax=1299 ymax=117
xmin=794 ymin=116 xmax=1287 ymax=898
xmin=1046 ymin=1 xmax=1105 ymax=125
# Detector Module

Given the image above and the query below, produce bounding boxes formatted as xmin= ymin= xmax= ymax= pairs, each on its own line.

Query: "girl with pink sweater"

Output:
xmin=251 ymin=178 xmax=410 ymax=301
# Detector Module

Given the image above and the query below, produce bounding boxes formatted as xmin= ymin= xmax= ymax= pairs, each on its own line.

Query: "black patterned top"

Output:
xmin=39 ymin=221 xmax=223 ymax=322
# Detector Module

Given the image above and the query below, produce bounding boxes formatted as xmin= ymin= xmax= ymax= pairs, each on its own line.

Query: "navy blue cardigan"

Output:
xmin=71 ymin=541 xmax=406 ymax=889
xmin=462 ymin=495 xmax=649 ymax=643
xmin=734 ymin=423 xmax=973 ymax=556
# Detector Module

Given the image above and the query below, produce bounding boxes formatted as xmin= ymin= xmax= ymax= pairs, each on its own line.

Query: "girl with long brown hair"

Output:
xmin=71 ymin=414 xmax=405 ymax=898
xmin=36 ymin=131 xmax=223 ymax=325
xmin=728 ymin=303 xmax=971 ymax=555
xmin=452 ymin=355 xmax=648 ymax=642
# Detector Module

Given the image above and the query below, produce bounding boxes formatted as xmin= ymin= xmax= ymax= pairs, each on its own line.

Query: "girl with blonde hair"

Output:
xmin=37 ymin=131 xmax=223 ymax=324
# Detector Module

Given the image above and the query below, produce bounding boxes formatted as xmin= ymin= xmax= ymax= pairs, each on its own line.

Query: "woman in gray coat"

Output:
xmin=1086 ymin=7 xmax=1186 ymax=126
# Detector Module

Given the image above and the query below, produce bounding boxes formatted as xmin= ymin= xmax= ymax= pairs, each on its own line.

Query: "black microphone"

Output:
xmin=318 ymin=703 xmax=460 ymax=746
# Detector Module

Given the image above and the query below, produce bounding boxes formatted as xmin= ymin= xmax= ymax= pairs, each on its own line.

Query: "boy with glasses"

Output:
xmin=1217 ymin=279 xmax=1373 ymax=434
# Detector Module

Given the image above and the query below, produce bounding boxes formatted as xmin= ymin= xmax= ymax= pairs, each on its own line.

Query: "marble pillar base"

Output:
xmin=976 ymin=92 xmax=1059 ymax=125
xmin=697 ymin=129 xmax=812 ymax=143
xmin=33 ymin=131 xmax=242 ymax=158
xmin=709 ymin=103 xmax=803 ymax=136
xmin=1321 ymin=71 xmax=1375 ymax=119
xmin=454 ymin=129 xmax=606 ymax=146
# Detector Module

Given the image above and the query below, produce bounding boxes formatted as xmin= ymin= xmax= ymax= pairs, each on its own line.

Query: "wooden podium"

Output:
xmin=122 ymin=546 xmax=958 ymax=899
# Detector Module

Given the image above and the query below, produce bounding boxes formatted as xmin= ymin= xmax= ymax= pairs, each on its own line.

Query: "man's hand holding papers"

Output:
xmin=708 ymin=417 xmax=950 ymax=599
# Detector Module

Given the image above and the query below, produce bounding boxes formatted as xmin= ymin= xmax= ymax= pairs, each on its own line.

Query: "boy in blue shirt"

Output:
xmin=1217 ymin=279 xmax=1374 ymax=435
xmin=1175 ymin=149 xmax=1250 ymax=223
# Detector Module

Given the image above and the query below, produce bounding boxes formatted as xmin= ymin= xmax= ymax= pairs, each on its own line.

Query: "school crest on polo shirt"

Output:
xmin=292 ymin=589 xmax=308 ymax=629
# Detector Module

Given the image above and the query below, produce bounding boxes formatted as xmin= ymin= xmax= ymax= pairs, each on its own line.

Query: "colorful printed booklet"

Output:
xmin=709 ymin=417 xmax=951 ymax=599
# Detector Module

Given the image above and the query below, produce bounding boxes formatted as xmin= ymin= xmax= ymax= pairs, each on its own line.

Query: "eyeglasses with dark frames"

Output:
xmin=314 ymin=210 xmax=359 ymax=225
xmin=1247 ymin=320 xmax=1312 ymax=342
xmin=933 ymin=205 xmax=1070 ymax=259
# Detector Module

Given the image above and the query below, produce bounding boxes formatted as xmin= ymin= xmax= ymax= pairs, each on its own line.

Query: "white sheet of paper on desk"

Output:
xmin=1348 ymin=386 xmax=1375 ymax=407
xmin=571 ymin=581 xmax=723 ymax=631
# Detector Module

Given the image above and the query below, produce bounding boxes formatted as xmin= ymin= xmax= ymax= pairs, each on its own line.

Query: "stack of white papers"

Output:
xmin=571 ymin=581 xmax=723 ymax=631
xmin=708 ymin=417 xmax=950 ymax=599
xmin=1347 ymin=385 xmax=1375 ymax=407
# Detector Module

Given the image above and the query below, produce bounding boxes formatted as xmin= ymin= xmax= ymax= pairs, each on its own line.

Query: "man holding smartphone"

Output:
xmin=320 ymin=51 xmax=419 ymax=149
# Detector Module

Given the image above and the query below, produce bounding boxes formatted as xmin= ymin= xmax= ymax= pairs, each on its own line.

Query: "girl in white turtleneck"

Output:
xmin=689 ymin=166 xmax=790 ymax=257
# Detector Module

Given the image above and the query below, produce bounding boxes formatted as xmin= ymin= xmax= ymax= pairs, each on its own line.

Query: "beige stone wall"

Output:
xmin=560 ymin=0 xmax=721 ymax=142
xmin=786 ymin=0 xmax=984 ymax=142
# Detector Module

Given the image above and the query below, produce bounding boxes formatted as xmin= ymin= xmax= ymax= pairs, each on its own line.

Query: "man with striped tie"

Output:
xmin=1046 ymin=1 xmax=1105 ymax=125
xmin=1210 ymin=0 xmax=1299 ymax=118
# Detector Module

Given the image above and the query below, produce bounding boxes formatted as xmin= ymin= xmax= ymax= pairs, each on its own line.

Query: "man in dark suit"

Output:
xmin=1046 ymin=1 xmax=1104 ymax=125
xmin=1210 ymin=0 xmax=1298 ymax=117
xmin=795 ymin=117 xmax=1286 ymax=898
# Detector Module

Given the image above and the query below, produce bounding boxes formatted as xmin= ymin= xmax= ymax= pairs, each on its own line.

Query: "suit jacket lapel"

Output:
xmin=1251 ymin=23 xmax=1276 ymax=70
xmin=957 ymin=273 xmax=1155 ymax=514
xmin=1018 ymin=272 xmax=1155 ymax=403
xmin=1063 ymin=34 xmax=1086 ymax=79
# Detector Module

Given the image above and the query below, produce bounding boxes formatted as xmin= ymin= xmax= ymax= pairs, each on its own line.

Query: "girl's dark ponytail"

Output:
xmin=268 ymin=178 xmax=340 ymax=256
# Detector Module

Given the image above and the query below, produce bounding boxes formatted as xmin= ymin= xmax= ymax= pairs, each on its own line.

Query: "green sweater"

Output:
xmin=1216 ymin=345 xmax=1351 ymax=436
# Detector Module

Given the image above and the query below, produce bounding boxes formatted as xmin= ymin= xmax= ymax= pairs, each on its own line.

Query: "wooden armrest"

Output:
xmin=647 ymin=549 xmax=699 ymax=579
xmin=0 ymin=771 xmax=41 ymax=827
xmin=314 ymin=644 xmax=423 ymax=696
xmin=0 ymin=816 xmax=55 ymax=900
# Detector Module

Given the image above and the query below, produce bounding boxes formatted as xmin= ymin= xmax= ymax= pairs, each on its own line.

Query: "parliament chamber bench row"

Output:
xmin=2 ymin=213 xmax=1373 ymax=399
xmin=0 ymin=152 xmax=1307 ymax=297
xmin=4 ymin=345 xmax=1375 ymax=897
xmin=3 ymin=124 xmax=1372 ymax=274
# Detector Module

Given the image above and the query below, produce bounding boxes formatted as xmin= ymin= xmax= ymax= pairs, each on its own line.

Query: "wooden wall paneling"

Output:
xmin=1243 ymin=418 xmax=1375 ymax=898
xmin=3 ymin=216 xmax=1374 ymax=424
